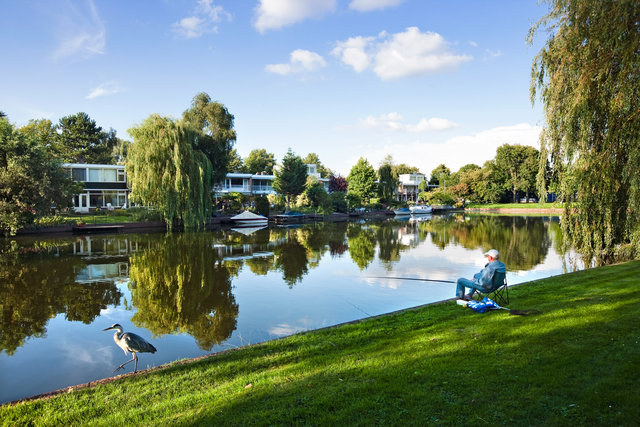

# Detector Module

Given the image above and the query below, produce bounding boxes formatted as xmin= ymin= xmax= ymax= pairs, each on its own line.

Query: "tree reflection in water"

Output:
xmin=0 ymin=215 xmax=568 ymax=355
xmin=128 ymin=233 xmax=240 ymax=351
xmin=0 ymin=239 xmax=122 ymax=355
xmin=421 ymin=215 xmax=552 ymax=271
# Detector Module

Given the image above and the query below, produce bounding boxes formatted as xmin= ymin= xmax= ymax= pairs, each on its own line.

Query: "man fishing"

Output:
xmin=456 ymin=249 xmax=506 ymax=301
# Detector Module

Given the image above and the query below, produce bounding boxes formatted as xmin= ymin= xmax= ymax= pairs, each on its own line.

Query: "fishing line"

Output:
xmin=365 ymin=276 xmax=455 ymax=284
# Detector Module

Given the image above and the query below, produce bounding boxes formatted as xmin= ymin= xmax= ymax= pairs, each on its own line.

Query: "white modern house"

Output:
xmin=63 ymin=163 xmax=129 ymax=212
xmin=397 ymin=173 xmax=426 ymax=202
xmin=216 ymin=164 xmax=329 ymax=196
xmin=214 ymin=173 xmax=275 ymax=195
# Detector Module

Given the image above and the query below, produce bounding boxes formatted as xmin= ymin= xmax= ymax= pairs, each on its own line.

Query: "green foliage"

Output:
xmin=273 ymin=149 xmax=307 ymax=208
xmin=0 ymin=119 xmax=79 ymax=235
xmin=377 ymin=163 xmax=397 ymax=204
xmin=32 ymin=215 xmax=82 ymax=227
xmin=254 ymin=195 xmax=270 ymax=217
xmin=182 ymin=92 xmax=236 ymax=183
xmin=267 ymin=193 xmax=286 ymax=212
xmin=530 ymin=0 xmax=640 ymax=263
xmin=296 ymin=179 xmax=333 ymax=214
xmin=494 ymin=144 xmax=540 ymax=202
xmin=126 ymin=207 xmax=163 ymax=222
xmin=245 ymin=148 xmax=275 ymax=174
xmin=127 ymin=115 xmax=213 ymax=230
xmin=425 ymin=188 xmax=456 ymax=206
xmin=347 ymin=157 xmax=377 ymax=203
xmin=429 ymin=164 xmax=451 ymax=186
xmin=56 ymin=112 xmax=117 ymax=164
xmin=345 ymin=191 xmax=362 ymax=210
xmin=330 ymin=191 xmax=348 ymax=213
xmin=227 ymin=148 xmax=246 ymax=173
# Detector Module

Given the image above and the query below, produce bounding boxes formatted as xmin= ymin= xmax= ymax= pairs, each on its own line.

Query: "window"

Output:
xmin=230 ymin=178 xmax=244 ymax=187
xmin=89 ymin=169 xmax=101 ymax=182
xmin=72 ymin=168 xmax=86 ymax=181
xmin=103 ymin=169 xmax=116 ymax=182
xmin=117 ymin=169 xmax=126 ymax=182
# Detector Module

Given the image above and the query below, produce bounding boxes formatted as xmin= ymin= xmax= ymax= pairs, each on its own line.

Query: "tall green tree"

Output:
xmin=377 ymin=163 xmax=397 ymax=204
xmin=494 ymin=144 xmax=540 ymax=202
xmin=227 ymin=148 xmax=245 ymax=173
xmin=0 ymin=119 xmax=78 ymax=235
xmin=273 ymin=149 xmax=307 ymax=209
xmin=429 ymin=164 xmax=451 ymax=187
xmin=245 ymin=148 xmax=275 ymax=174
xmin=182 ymin=92 xmax=236 ymax=184
xmin=56 ymin=112 xmax=117 ymax=164
xmin=347 ymin=157 xmax=377 ymax=204
xmin=530 ymin=0 xmax=640 ymax=262
xmin=127 ymin=115 xmax=213 ymax=230
xmin=19 ymin=119 xmax=58 ymax=152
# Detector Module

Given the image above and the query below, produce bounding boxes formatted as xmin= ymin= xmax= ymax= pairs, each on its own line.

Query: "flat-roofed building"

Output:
xmin=63 ymin=163 xmax=129 ymax=212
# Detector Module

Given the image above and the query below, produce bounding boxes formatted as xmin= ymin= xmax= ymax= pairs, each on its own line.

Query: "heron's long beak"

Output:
xmin=102 ymin=326 xmax=113 ymax=331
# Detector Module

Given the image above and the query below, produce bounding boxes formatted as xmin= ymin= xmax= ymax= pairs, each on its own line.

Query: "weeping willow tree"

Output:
xmin=529 ymin=0 xmax=640 ymax=263
xmin=127 ymin=115 xmax=213 ymax=229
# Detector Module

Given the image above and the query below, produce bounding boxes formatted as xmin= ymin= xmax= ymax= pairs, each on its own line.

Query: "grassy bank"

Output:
xmin=2 ymin=262 xmax=639 ymax=426
xmin=466 ymin=202 xmax=563 ymax=210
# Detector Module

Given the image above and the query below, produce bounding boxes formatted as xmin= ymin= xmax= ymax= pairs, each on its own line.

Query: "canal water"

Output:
xmin=0 ymin=214 xmax=584 ymax=403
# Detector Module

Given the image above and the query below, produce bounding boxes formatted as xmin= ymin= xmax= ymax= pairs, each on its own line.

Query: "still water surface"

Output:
xmin=0 ymin=214 xmax=583 ymax=403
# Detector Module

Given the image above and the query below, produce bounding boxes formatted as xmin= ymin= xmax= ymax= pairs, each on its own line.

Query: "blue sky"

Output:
xmin=1 ymin=0 xmax=548 ymax=176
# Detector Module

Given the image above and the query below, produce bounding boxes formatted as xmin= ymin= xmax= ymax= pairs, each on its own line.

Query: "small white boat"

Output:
xmin=394 ymin=207 xmax=411 ymax=216
xmin=230 ymin=211 xmax=268 ymax=227
xmin=410 ymin=205 xmax=433 ymax=215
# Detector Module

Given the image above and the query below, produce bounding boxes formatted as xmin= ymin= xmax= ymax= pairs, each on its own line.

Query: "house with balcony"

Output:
xmin=63 ymin=163 xmax=129 ymax=212
xmin=397 ymin=173 xmax=426 ymax=202
xmin=214 ymin=173 xmax=275 ymax=195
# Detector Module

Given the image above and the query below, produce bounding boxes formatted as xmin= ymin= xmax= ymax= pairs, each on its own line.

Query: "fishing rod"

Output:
xmin=365 ymin=276 xmax=455 ymax=284
xmin=368 ymin=276 xmax=537 ymax=316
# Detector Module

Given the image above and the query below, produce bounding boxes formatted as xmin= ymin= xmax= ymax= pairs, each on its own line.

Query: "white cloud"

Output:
xmin=172 ymin=0 xmax=231 ymax=39
xmin=331 ymin=36 xmax=375 ymax=72
xmin=361 ymin=112 xmax=459 ymax=133
xmin=253 ymin=0 xmax=336 ymax=33
xmin=334 ymin=123 xmax=541 ymax=176
xmin=333 ymin=27 xmax=472 ymax=80
xmin=265 ymin=49 xmax=327 ymax=75
xmin=52 ymin=0 xmax=105 ymax=62
xmin=86 ymin=81 xmax=122 ymax=99
xmin=349 ymin=0 xmax=404 ymax=12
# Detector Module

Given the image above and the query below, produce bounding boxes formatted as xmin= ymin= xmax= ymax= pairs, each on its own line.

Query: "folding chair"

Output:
xmin=476 ymin=270 xmax=509 ymax=306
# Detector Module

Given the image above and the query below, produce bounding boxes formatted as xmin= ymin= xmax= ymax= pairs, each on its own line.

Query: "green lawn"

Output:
xmin=466 ymin=202 xmax=564 ymax=209
xmin=2 ymin=261 xmax=639 ymax=426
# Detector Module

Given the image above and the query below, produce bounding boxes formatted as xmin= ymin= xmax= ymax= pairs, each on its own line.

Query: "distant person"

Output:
xmin=456 ymin=249 xmax=506 ymax=300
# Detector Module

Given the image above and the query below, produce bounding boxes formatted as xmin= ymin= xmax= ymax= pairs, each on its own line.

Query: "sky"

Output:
xmin=0 ymin=0 xmax=549 ymax=177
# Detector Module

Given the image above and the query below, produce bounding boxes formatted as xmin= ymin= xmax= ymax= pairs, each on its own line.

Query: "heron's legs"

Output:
xmin=114 ymin=352 xmax=138 ymax=373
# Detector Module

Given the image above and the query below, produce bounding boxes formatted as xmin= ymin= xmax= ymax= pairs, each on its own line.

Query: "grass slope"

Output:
xmin=2 ymin=261 xmax=639 ymax=426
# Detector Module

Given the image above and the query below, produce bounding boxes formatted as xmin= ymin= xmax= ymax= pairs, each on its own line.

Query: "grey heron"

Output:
xmin=103 ymin=323 xmax=157 ymax=373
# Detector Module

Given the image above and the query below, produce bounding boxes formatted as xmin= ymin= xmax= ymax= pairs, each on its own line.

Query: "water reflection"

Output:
xmin=2 ymin=214 xmax=583 ymax=402
xmin=128 ymin=233 xmax=239 ymax=350
xmin=0 ymin=239 xmax=123 ymax=355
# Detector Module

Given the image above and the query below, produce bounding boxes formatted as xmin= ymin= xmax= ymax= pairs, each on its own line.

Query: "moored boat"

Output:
xmin=394 ymin=207 xmax=411 ymax=216
xmin=410 ymin=205 xmax=433 ymax=215
xmin=230 ymin=211 xmax=268 ymax=227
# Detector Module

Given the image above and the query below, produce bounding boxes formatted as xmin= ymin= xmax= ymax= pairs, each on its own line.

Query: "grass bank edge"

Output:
xmin=2 ymin=260 xmax=639 ymax=425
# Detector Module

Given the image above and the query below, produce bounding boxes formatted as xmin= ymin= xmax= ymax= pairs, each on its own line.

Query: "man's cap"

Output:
xmin=484 ymin=249 xmax=500 ymax=259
